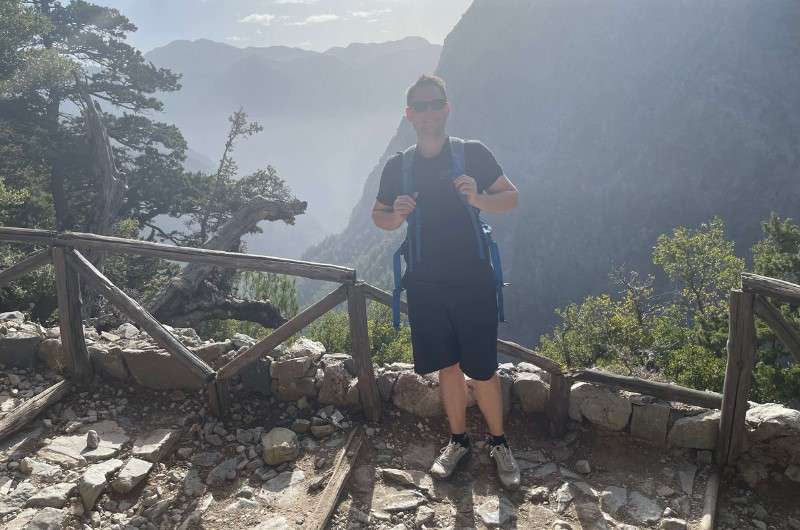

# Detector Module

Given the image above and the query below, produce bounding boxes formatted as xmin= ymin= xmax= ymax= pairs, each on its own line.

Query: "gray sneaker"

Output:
xmin=430 ymin=441 xmax=470 ymax=479
xmin=489 ymin=444 xmax=521 ymax=489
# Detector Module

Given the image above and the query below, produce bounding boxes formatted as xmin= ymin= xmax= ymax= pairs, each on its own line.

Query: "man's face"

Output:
xmin=405 ymin=84 xmax=450 ymax=136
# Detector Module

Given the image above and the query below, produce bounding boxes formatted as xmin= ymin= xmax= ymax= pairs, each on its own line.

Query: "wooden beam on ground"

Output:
xmin=0 ymin=249 xmax=51 ymax=289
xmin=65 ymin=249 xmax=215 ymax=383
xmin=570 ymin=368 xmax=723 ymax=409
xmin=496 ymin=340 xmax=563 ymax=375
xmin=361 ymin=282 xmax=408 ymax=315
xmin=307 ymin=426 xmax=365 ymax=530
xmin=742 ymin=272 xmax=800 ymax=306
xmin=347 ymin=283 xmax=382 ymax=423
xmin=217 ymin=284 xmax=349 ymax=379
xmin=753 ymin=294 xmax=800 ymax=364
xmin=547 ymin=373 xmax=572 ymax=437
xmin=717 ymin=290 xmax=756 ymax=467
xmin=699 ymin=470 xmax=720 ymax=530
xmin=0 ymin=380 xmax=71 ymax=442
xmin=52 ymin=248 xmax=92 ymax=382
xmin=0 ymin=227 xmax=354 ymax=283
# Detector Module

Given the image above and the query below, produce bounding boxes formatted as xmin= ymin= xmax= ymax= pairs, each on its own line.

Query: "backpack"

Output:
xmin=391 ymin=136 xmax=506 ymax=329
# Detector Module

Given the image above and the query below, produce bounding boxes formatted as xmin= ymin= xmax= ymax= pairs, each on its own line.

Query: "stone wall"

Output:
xmin=2 ymin=311 xmax=798 ymax=489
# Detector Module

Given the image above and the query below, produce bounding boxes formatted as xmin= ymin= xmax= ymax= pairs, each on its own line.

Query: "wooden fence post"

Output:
xmin=548 ymin=373 xmax=571 ymax=437
xmin=52 ymin=247 xmax=93 ymax=382
xmin=717 ymin=290 xmax=756 ymax=467
xmin=346 ymin=283 xmax=381 ymax=423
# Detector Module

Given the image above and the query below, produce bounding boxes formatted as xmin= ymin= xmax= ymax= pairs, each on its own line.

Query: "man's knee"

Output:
xmin=439 ymin=362 xmax=463 ymax=377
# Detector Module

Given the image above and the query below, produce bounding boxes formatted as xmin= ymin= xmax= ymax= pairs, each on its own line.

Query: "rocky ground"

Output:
xmin=1 ymin=369 xmax=797 ymax=530
xmin=1 ymin=311 xmax=800 ymax=529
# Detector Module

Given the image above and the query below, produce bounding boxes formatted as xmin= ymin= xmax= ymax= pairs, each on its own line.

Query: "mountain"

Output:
xmin=302 ymin=0 xmax=800 ymax=344
xmin=144 ymin=37 xmax=442 ymax=258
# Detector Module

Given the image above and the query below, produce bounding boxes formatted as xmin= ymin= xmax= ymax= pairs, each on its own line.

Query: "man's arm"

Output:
xmin=454 ymin=175 xmax=519 ymax=213
xmin=371 ymin=194 xmax=417 ymax=231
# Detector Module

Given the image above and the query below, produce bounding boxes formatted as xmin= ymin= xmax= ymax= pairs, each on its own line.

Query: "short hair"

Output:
xmin=406 ymin=74 xmax=447 ymax=106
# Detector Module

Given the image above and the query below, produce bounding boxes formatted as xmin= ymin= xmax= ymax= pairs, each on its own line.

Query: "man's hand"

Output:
xmin=393 ymin=193 xmax=419 ymax=218
xmin=454 ymin=175 xmax=479 ymax=206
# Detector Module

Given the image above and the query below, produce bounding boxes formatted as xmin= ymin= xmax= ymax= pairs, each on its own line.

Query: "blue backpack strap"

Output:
xmin=392 ymin=145 xmax=417 ymax=329
xmin=452 ymin=136 xmax=506 ymax=323
xmin=449 ymin=137 xmax=487 ymax=261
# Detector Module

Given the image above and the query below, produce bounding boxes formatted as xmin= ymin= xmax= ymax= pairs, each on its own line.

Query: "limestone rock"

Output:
xmin=90 ymin=345 xmax=129 ymax=381
xmin=132 ymin=428 xmax=180 ymax=462
xmin=25 ymin=483 xmax=76 ymax=508
xmin=86 ymin=430 xmax=100 ymax=449
xmin=627 ymin=491 xmax=662 ymax=524
xmin=379 ymin=468 xmax=434 ymax=494
xmin=24 ymin=507 xmax=66 ymax=529
xmin=476 ymin=496 xmax=515 ymax=526
xmin=375 ymin=490 xmax=426 ymax=512
xmin=569 ymin=382 xmax=631 ymax=431
xmin=392 ymin=372 xmax=443 ymax=417
xmin=18 ymin=458 xmax=60 ymax=481
xmin=317 ymin=360 xmax=360 ymax=408
xmin=786 ymin=464 xmax=800 ymax=483
xmin=261 ymin=470 xmax=305 ymax=492
xmin=79 ymin=458 xmax=124 ymax=510
xmin=122 ymin=348 xmax=205 ymax=389
xmin=206 ymin=457 xmax=238 ymax=486
xmin=261 ymin=428 xmax=299 ymax=465
xmin=660 ymin=518 xmax=687 ymax=530
xmin=272 ymin=376 xmax=316 ymax=400
xmin=111 ymin=458 xmax=153 ymax=493
xmin=285 ymin=337 xmax=325 ymax=360
xmin=745 ymin=403 xmax=800 ymax=442
xmin=377 ymin=370 xmax=399 ymax=402
xmin=667 ymin=411 xmax=720 ymax=449
xmin=0 ymin=328 xmax=43 ymax=369
xmin=240 ymin=356 xmax=272 ymax=395
xmin=37 ymin=420 xmax=128 ymax=467
xmin=37 ymin=338 xmax=67 ymax=372
xmin=512 ymin=372 xmax=549 ymax=413
xmin=630 ymin=397 xmax=670 ymax=445
xmin=598 ymin=486 xmax=627 ymax=515
xmin=270 ymin=356 xmax=313 ymax=380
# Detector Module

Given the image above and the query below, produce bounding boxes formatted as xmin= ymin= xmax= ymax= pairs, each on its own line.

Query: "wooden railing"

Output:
xmin=0 ymin=229 xmax=794 ymax=468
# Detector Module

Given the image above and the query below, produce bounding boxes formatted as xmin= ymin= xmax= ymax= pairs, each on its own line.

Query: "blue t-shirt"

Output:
xmin=376 ymin=137 xmax=503 ymax=285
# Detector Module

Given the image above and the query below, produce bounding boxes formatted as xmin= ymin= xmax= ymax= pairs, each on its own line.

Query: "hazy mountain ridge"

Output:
xmin=302 ymin=0 xmax=800 ymax=343
xmin=144 ymin=37 xmax=442 ymax=257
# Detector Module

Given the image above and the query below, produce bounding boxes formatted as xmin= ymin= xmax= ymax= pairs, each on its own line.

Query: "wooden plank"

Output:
xmin=65 ymin=248 xmax=215 ymax=383
xmin=0 ymin=380 xmax=71 ymax=442
xmin=496 ymin=340 xmax=563 ymax=375
xmin=217 ymin=284 xmax=349 ymax=379
xmin=361 ymin=282 xmax=408 ymax=315
xmin=52 ymin=248 xmax=92 ymax=382
xmin=307 ymin=426 xmax=365 ymax=530
xmin=717 ymin=290 xmax=756 ymax=467
xmin=754 ymin=294 xmax=800 ymax=364
xmin=699 ymin=470 xmax=720 ymax=530
xmin=548 ymin=373 xmax=571 ymax=437
xmin=207 ymin=380 xmax=231 ymax=419
xmin=0 ymin=249 xmax=51 ymax=288
xmin=0 ymin=227 xmax=355 ymax=283
xmin=347 ymin=283 xmax=381 ymax=423
xmin=742 ymin=272 xmax=800 ymax=306
xmin=571 ymin=368 xmax=723 ymax=409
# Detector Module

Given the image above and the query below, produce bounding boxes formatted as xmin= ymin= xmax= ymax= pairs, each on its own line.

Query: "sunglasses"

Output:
xmin=409 ymin=98 xmax=447 ymax=112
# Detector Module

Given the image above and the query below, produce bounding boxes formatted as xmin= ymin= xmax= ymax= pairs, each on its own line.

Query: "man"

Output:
xmin=371 ymin=74 xmax=521 ymax=489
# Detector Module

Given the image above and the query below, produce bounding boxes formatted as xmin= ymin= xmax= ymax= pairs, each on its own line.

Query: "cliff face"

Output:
xmin=303 ymin=0 xmax=800 ymax=343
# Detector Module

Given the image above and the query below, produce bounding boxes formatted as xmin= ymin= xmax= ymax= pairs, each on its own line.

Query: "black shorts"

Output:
xmin=405 ymin=278 xmax=499 ymax=380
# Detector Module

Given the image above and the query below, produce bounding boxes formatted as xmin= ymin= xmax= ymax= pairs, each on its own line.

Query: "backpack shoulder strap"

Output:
xmin=449 ymin=136 xmax=466 ymax=177
xmin=400 ymin=145 xmax=416 ymax=195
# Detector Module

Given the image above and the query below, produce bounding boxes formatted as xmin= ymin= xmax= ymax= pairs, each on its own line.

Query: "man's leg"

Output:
xmin=470 ymin=373 xmax=503 ymax=436
xmin=439 ymin=362 xmax=468 ymax=434
xmin=429 ymin=362 xmax=471 ymax=479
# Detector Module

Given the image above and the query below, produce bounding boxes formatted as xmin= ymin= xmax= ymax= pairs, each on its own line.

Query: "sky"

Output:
xmin=101 ymin=0 xmax=473 ymax=53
